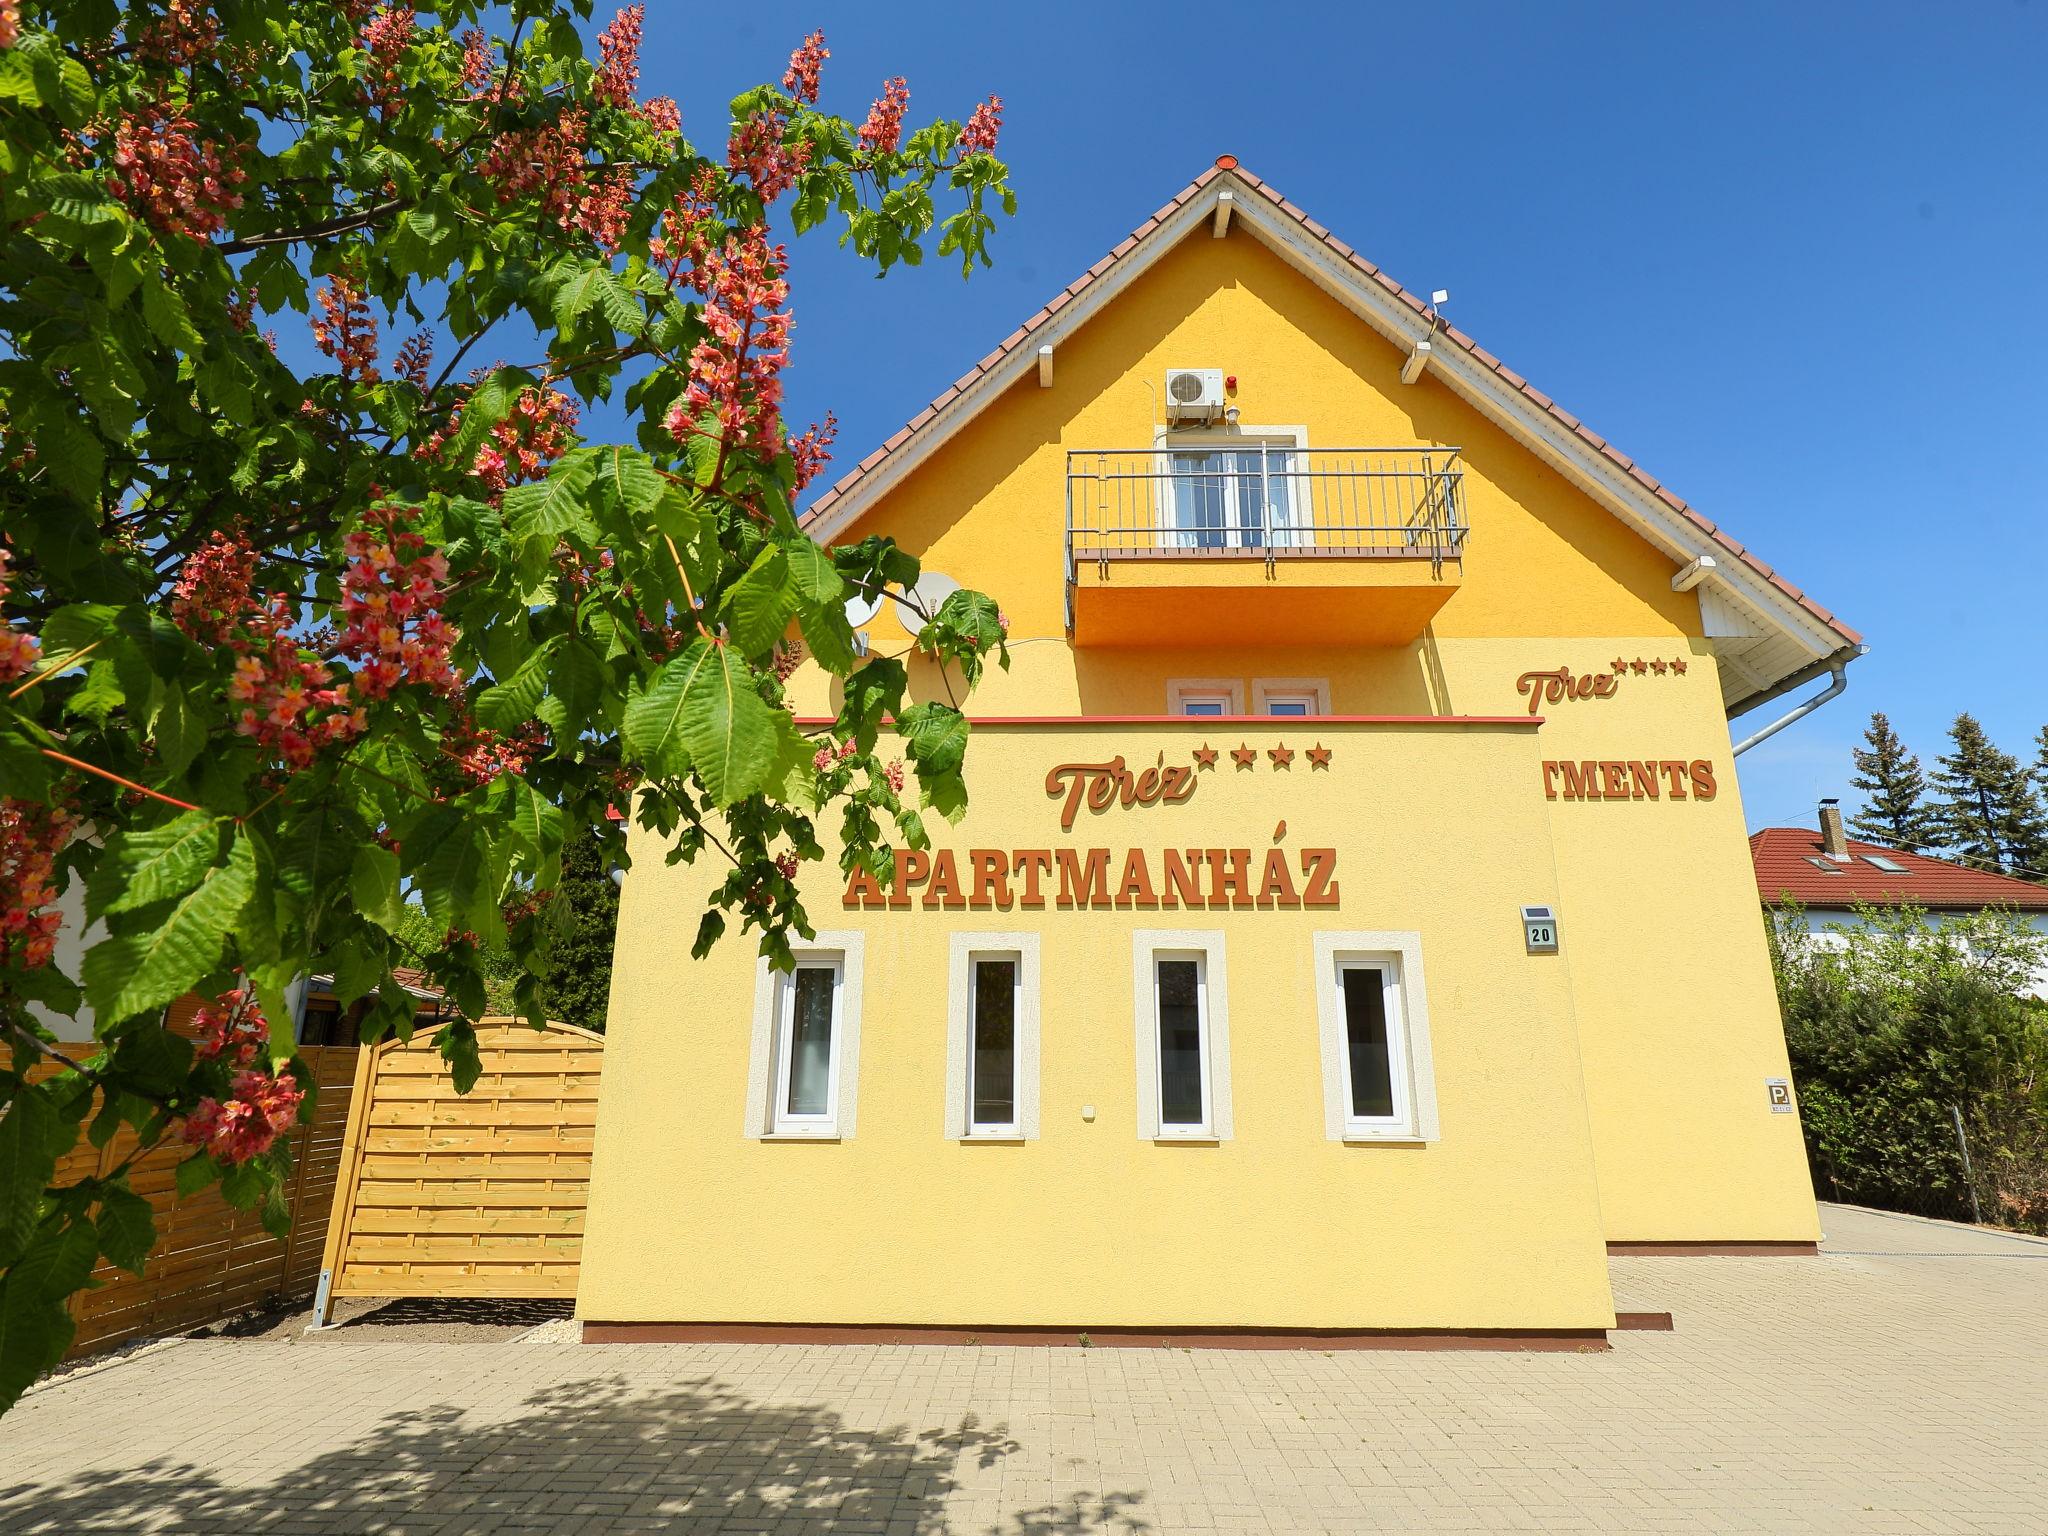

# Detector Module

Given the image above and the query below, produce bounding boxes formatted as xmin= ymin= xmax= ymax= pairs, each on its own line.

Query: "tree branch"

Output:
xmin=215 ymin=199 xmax=412 ymax=256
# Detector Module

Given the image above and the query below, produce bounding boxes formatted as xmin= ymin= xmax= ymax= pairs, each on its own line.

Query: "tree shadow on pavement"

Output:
xmin=0 ymin=1370 xmax=1152 ymax=1535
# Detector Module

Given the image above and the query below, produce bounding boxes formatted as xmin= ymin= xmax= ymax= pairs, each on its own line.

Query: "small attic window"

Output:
xmin=1805 ymin=857 xmax=1845 ymax=874
xmin=1863 ymin=854 xmax=1910 ymax=874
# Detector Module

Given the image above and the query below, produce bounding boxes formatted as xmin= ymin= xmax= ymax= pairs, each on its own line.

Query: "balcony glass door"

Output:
xmin=1165 ymin=443 xmax=1305 ymax=551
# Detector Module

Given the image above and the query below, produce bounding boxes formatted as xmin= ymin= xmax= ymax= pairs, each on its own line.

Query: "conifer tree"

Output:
xmin=1848 ymin=712 xmax=1939 ymax=850
xmin=1933 ymin=715 xmax=2048 ymax=879
xmin=537 ymin=830 xmax=623 ymax=1033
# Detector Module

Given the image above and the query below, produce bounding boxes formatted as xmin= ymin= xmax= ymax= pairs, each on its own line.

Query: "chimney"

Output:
xmin=1818 ymin=798 xmax=1848 ymax=859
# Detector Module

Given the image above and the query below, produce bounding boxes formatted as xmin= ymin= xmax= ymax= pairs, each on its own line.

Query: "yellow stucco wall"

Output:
xmin=580 ymin=723 xmax=1620 ymax=1330
xmin=582 ymin=211 xmax=1822 ymax=1331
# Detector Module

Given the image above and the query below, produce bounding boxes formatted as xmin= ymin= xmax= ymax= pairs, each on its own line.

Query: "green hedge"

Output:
xmin=1772 ymin=903 xmax=2048 ymax=1233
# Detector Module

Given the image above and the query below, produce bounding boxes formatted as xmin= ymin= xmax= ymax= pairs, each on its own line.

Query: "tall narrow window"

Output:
xmin=947 ymin=933 xmax=1041 ymax=1140
xmin=1154 ymin=954 xmax=1210 ymax=1133
xmin=1314 ymin=940 xmax=1434 ymax=1143
xmin=970 ymin=956 xmax=1018 ymax=1133
xmin=773 ymin=958 xmax=842 ymax=1133
xmin=1341 ymin=965 xmax=1397 ymax=1120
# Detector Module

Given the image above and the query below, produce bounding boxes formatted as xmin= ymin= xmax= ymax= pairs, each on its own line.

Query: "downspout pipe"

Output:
xmin=1731 ymin=654 xmax=1857 ymax=757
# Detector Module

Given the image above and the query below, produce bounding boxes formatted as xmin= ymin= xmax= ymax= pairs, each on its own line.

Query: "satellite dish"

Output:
xmin=843 ymin=588 xmax=883 ymax=627
xmin=909 ymin=570 xmax=959 ymax=616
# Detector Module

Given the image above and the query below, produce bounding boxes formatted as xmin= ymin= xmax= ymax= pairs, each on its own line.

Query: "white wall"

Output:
xmin=1790 ymin=906 xmax=2048 ymax=1000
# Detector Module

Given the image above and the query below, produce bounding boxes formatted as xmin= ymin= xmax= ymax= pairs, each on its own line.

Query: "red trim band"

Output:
xmin=579 ymin=1321 xmax=1609 ymax=1352
xmin=1606 ymin=1240 xmax=1818 ymax=1257
xmin=793 ymin=714 xmax=1544 ymax=728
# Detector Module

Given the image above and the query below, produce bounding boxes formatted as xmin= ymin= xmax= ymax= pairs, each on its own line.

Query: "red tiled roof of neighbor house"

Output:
xmin=800 ymin=155 xmax=1861 ymax=650
xmin=1749 ymin=827 xmax=2048 ymax=911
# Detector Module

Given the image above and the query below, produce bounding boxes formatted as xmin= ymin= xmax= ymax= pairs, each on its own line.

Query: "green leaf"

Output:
xmin=545 ymin=637 xmax=604 ymax=728
xmin=594 ymin=444 xmax=664 ymax=516
xmin=139 ymin=272 xmax=205 ymax=355
xmin=174 ymin=1152 xmax=220 ymax=1200
xmin=721 ymin=547 xmax=799 ymax=658
xmin=6 ymin=963 xmax=81 ymax=1017
xmin=781 ymin=539 xmax=846 ymax=607
xmin=81 ymin=835 xmax=255 ymax=1026
xmin=350 ymin=845 xmax=404 ymax=934
xmin=474 ymin=636 xmax=557 ymax=732
xmin=29 ymin=412 xmax=104 ymax=506
xmin=106 ymin=1021 xmax=193 ymax=1098
xmin=0 ymin=1085 xmax=59 ymax=1269
xmin=0 ymin=1216 xmax=98 ymax=1413
xmin=898 ymin=702 xmax=973 ymax=819
xmin=621 ymin=650 xmax=697 ymax=780
xmin=624 ymin=638 xmax=788 ymax=805
xmin=38 ymin=603 xmax=121 ymax=659
xmin=553 ymin=263 xmax=644 ymax=337
xmin=839 ymin=657 xmax=908 ymax=750
xmin=87 ymin=811 xmax=223 ymax=921
xmin=675 ymin=640 xmax=787 ymax=806
xmin=435 ymin=1019 xmax=483 ymax=1095
xmin=404 ymin=803 xmax=484 ymax=932
xmin=507 ymin=779 xmax=565 ymax=870
xmin=95 ymin=1186 xmax=156 ymax=1275
xmin=502 ymin=451 xmax=599 ymax=544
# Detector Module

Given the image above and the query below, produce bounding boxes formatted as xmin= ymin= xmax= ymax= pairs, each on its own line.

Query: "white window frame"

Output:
xmin=1151 ymin=425 xmax=1312 ymax=552
xmin=1252 ymin=678 xmax=1330 ymax=716
xmin=1313 ymin=932 xmax=1439 ymax=1143
xmin=745 ymin=933 xmax=864 ymax=1139
xmin=1167 ymin=678 xmax=1244 ymax=716
xmin=1132 ymin=930 xmax=1232 ymax=1142
xmin=945 ymin=933 xmax=1042 ymax=1141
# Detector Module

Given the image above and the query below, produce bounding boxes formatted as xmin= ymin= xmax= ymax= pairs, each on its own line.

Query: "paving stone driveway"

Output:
xmin=2 ymin=1204 xmax=2043 ymax=1534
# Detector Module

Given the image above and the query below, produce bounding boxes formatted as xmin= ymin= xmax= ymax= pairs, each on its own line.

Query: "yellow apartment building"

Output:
xmin=579 ymin=158 xmax=1863 ymax=1346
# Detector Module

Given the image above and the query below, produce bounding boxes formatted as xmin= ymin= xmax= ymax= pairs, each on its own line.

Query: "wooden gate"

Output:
xmin=312 ymin=1018 xmax=604 ymax=1322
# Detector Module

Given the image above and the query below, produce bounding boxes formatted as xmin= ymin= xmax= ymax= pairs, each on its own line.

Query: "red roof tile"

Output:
xmin=799 ymin=157 xmax=1861 ymax=654
xmin=1749 ymin=827 xmax=2048 ymax=911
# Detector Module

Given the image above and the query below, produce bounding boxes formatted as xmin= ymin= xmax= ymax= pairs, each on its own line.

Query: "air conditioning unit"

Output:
xmin=1164 ymin=368 xmax=1226 ymax=424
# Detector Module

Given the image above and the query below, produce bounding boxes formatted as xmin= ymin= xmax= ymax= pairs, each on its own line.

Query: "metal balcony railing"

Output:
xmin=1065 ymin=444 xmax=1467 ymax=584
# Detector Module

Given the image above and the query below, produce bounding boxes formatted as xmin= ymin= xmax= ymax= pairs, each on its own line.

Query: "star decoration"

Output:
xmin=1611 ymin=657 xmax=1629 ymax=676
xmin=1307 ymin=744 xmax=1332 ymax=769
xmin=1670 ymin=657 xmax=1688 ymax=675
xmin=1193 ymin=745 xmax=1218 ymax=770
xmin=1268 ymin=742 xmax=1295 ymax=768
xmin=1630 ymin=657 xmax=1649 ymax=675
xmin=1230 ymin=744 xmax=1257 ymax=769
xmin=1650 ymin=658 xmax=1668 ymax=676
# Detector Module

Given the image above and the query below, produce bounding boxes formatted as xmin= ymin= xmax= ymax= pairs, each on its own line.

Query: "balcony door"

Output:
xmin=1162 ymin=437 xmax=1306 ymax=552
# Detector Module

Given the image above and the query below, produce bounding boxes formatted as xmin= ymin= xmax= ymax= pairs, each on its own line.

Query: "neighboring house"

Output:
xmin=1752 ymin=800 xmax=2048 ymax=997
xmin=576 ymin=156 xmax=1865 ymax=1345
xmin=295 ymin=967 xmax=448 ymax=1045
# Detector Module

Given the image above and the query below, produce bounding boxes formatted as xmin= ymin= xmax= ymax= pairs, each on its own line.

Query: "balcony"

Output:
xmin=1064 ymin=446 xmax=1468 ymax=647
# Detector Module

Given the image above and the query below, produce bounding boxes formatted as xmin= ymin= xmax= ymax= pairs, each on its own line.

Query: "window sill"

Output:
xmin=1152 ymin=1134 xmax=1222 ymax=1146
xmin=1340 ymin=1131 xmax=1428 ymax=1145
xmin=761 ymin=1130 xmax=842 ymax=1142
xmin=958 ymin=1133 xmax=1027 ymax=1145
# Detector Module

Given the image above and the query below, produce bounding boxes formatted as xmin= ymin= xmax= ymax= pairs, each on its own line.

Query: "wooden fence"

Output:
xmin=34 ymin=1043 xmax=359 ymax=1359
xmin=312 ymin=1018 xmax=603 ymax=1321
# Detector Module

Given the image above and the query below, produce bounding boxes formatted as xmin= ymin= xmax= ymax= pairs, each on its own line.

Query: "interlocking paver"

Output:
xmin=1 ymin=1205 xmax=2044 ymax=1532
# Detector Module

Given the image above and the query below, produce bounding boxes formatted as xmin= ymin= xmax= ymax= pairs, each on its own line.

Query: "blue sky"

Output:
xmin=626 ymin=0 xmax=2048 ymax=832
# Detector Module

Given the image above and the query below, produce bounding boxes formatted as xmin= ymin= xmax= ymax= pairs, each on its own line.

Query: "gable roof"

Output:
xmin=1750 ymin=827 xmax=2048 ymax=912
xmin=801 ymin=157 xmax=1861 ymax=714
